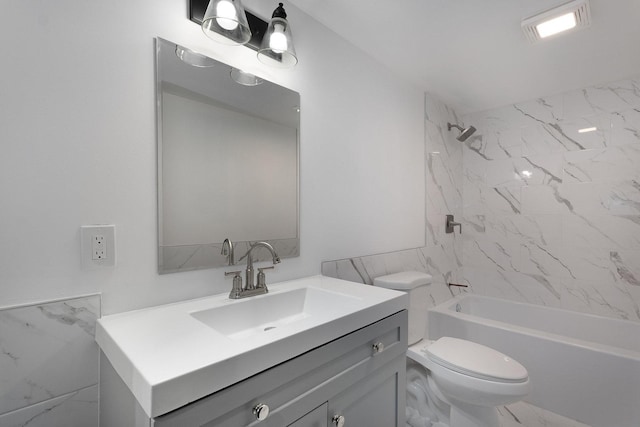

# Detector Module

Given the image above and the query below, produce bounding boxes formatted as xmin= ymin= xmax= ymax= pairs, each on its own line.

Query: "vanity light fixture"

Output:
xmin=190 ymin=0 xmax=298 ymax=68
xmin=201 ymin=0 xmax=252 ymax=45
xmin=522 ymin=0 xmax=591 ymax=43
xmin=257 ymin=3 xmax=298 ymax=68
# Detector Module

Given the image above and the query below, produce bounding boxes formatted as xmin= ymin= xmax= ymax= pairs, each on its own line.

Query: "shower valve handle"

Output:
xmin=446 ymin=214 xmax=462 ymax=234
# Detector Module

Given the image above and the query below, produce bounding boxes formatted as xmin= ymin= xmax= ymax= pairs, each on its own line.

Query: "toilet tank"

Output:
xmin=373 ymin=271 xmax=432 ymax=345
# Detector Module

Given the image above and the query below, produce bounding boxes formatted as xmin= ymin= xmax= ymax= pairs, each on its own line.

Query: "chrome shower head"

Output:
xmin=447 ymin=122 xmax=477 ymax=142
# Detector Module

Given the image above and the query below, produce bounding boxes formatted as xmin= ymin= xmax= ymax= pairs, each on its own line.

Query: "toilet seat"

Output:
xmin=408 ymin=337 xmax=528 ymax=383
xmin=408 ymin=337 xmax=531 ymax=408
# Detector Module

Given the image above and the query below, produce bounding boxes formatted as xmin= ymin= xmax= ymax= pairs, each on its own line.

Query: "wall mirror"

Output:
xmin=156 ymin=37 xmax=300 ymax=274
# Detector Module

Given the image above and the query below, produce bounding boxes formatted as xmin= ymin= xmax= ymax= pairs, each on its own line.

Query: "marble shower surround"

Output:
xmin=0 ymin=295 xmax=100 ymax=426
xmin=461 ymin=75 xmax=640 ymax=322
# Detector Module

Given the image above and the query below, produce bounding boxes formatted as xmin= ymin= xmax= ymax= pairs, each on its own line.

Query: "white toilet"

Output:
xmin=373 ymin=271 xmax=530 ymax=427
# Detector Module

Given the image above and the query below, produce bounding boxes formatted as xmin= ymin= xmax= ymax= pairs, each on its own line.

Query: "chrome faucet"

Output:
xmin=226 ymin=241 xmax=281 ymax=299
xmin=221 ymin=238 xmax=235 ymax=265
xmin=245 ymin=242 xmax=281 ymax=290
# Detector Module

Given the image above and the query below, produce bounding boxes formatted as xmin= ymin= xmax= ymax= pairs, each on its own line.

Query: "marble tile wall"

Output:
xmin=0 ymin=295 xmax=100 ymax=427
xmin=321 ymin=93 xmax=466 ymax=307
xmin=461 ymin=75 xmax=640 ymax=321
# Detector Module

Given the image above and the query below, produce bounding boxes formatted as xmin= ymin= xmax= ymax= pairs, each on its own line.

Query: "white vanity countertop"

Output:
xmin=95 ymin=275 xmax=408 ymax=418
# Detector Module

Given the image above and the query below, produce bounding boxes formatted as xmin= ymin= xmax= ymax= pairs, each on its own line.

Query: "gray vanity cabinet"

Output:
xmin=287 ymin=403 xmax=327 ymax=427
xmin=150 ymin=310 xmax=407 ymax=427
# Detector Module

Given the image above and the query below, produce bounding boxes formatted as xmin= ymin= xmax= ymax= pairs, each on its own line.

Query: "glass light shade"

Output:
xmin=257 ymin=13 xmax=297 ymax=68
xmin=202 ymin=0 xmax=252 ymax=45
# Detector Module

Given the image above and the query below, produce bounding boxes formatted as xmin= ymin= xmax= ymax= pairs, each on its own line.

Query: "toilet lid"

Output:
xmin=427 ymin=337 xmax=528 ymax=383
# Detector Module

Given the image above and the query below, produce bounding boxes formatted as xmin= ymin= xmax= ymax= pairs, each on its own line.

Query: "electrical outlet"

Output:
xmin=92 ymin=235 xmax=106 ymax=260
xmin=81 ymin=225 xmax=116 ymax=268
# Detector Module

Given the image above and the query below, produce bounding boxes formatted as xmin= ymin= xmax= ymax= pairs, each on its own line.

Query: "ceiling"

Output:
xmin=288 ymin=0 xmax=640 ymax=114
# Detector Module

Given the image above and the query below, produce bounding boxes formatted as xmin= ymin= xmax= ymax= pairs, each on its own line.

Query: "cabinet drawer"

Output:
xmin=287 ymin=402 xmax=327 ymax=427
xmin=153 ymin=310 xmax=407 ymax=427
xmin=327 ymin=357 xmax=405 ymax=427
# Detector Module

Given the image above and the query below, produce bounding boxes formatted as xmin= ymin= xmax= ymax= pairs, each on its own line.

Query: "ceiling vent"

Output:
xmin=522 ymin=0 xmax=591 ymax=43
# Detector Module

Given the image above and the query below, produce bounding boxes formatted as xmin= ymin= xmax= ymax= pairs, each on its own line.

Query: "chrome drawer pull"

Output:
xmin=372 ymin=342 xmax=385 ymax=354
xmin=253 ymin=403 xmax=270 ymax=420
xmin=332 ymin=414 xmax=345 ymax=427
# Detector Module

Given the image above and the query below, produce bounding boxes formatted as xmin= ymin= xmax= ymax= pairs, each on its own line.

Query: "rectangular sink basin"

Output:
xmin=191 ymin=287 xmax=361 ymax=340
xmin=95 ymin=275 xmax=407 ymax=418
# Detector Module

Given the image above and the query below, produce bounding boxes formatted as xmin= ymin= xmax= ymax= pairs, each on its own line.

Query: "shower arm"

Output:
xmin=447 ymin=123 xmax=464 ymax=132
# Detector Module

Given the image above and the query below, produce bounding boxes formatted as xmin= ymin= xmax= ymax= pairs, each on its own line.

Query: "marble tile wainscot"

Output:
xmin=0 ymin=295 xmax=100 ymax=427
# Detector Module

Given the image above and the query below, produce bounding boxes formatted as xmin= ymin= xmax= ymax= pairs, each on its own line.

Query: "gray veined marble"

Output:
xmin=427 ymin=152 xmax=462 ymax=213
xmin=0 ymin=385 xmax=98 ymax=427
xmin=0 ymin=295 xmax=100 ymax=417
xmin=563 ymin=79 xmax=640 ymax=120
xmin=563 ymin=214 xmax=640 ymax=250
xmin=611 ymin=108 xmax=640 ymax=146
xmin=610 ymin=251 xmax=640 ymax=287
xmin=560 ymin=277 xmax=640 ymax=321
xmin=463 ymin=238 xmax=519 ymax=273
xmin=461 ymin=74 xmax=640 ymax=324
xmin=490 ymin=187 xmax=522 ymax=214
xmin=464 ymin=184 xmax=523 ymax=217
xmin=499 ymin=401 xmax=590 ymax=427
xmin=563 ymin=144 xmax=640 ymax=184
xmin=556 ymin=180 xmax=640 ymax=216
xmin=513 ymin=96 xmax=564 ymax=125
xmin=159 ymin=238 xmax=299 ymax=273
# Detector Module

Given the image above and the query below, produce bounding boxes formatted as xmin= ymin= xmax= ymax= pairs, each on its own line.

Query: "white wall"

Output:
xmin=0 ymin=0 xmax=425 ymax=314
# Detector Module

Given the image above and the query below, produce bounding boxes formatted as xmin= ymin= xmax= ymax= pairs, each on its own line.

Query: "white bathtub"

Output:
xmin=428 ymin=294 xmax=640 ymax=427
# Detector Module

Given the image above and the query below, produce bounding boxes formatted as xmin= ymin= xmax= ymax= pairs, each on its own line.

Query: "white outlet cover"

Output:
xmin=81 ymin=225 xmax=116 ymax=268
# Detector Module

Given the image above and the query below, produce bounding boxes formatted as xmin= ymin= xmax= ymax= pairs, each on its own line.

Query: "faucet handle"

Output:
xmin=446 ymin=214 xmax=462 ymax=234
xmin=256 ymin=266 xmax=274 ymax=289
xmin=225 ymin=271 xmax=243 ymax=299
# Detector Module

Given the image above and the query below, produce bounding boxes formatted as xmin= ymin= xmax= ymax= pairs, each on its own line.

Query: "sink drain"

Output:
xmin=263 ymin=326 xmax=276 ymax=331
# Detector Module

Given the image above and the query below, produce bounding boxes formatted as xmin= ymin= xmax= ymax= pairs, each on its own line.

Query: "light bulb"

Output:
xmin=269 ymin=23 xmax=288 ymax=53
xmin=216 ymin=0 xmax=239 ymax=31
xmin=536 ymin=12 xmax=576 ymax=38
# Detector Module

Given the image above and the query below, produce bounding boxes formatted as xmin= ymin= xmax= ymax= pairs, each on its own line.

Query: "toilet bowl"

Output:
xmin=373 ymin=272 xmax=530 ymax=427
